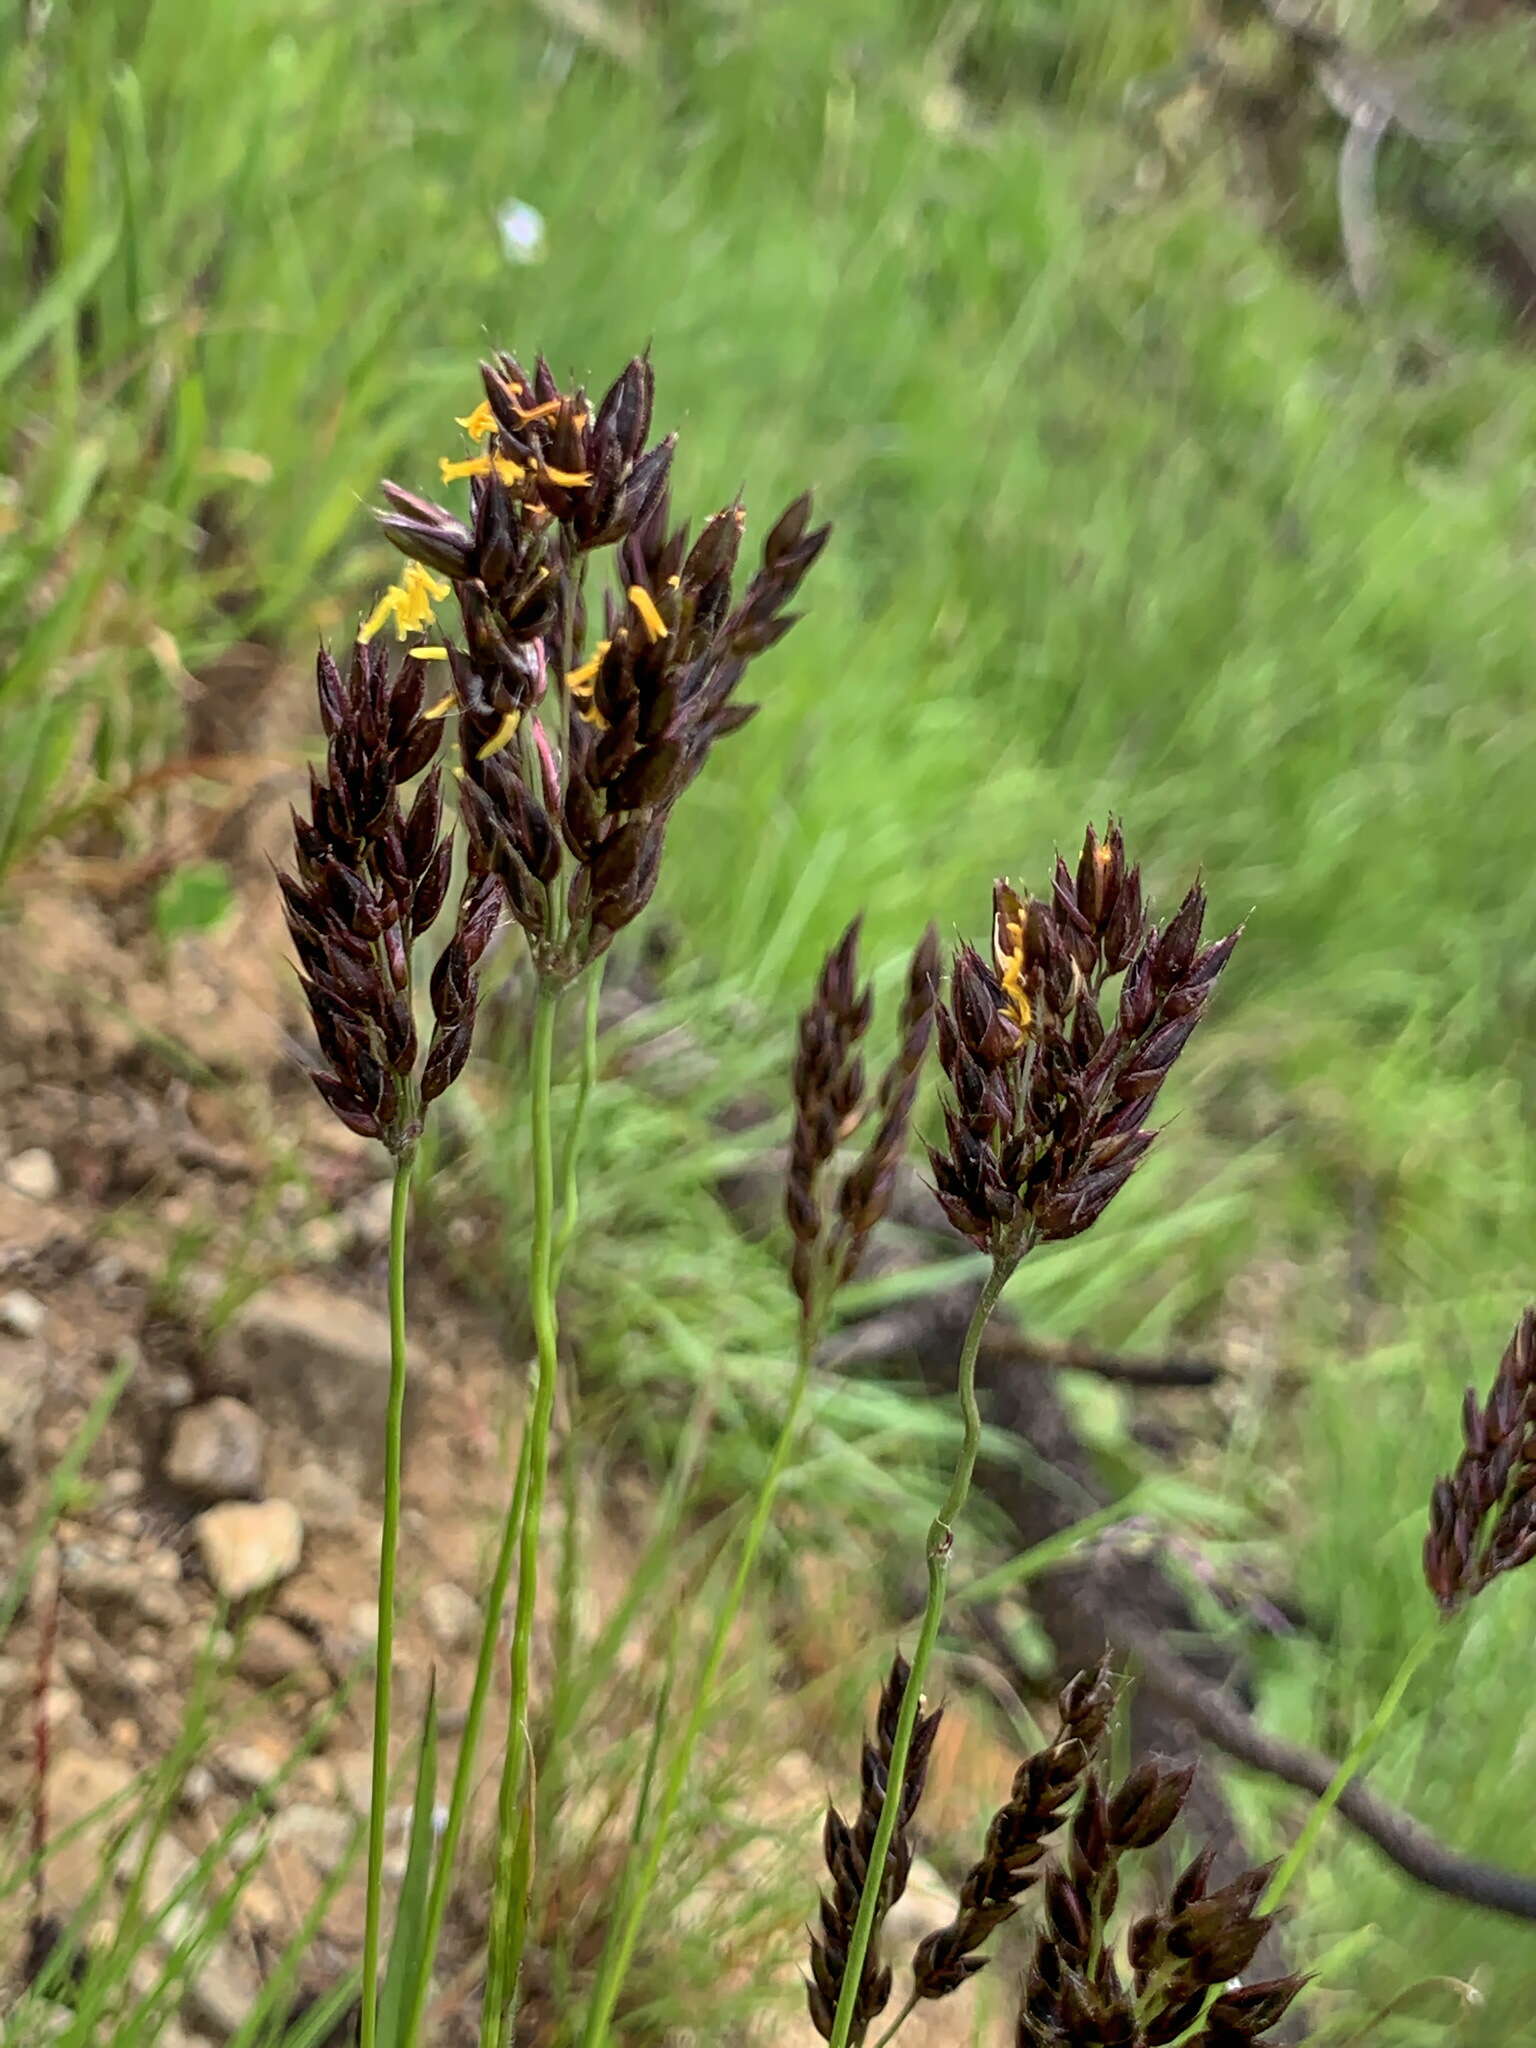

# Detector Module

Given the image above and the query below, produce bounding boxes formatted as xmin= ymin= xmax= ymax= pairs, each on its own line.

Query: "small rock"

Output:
xmin=159 ymin=1369 xmax=196 ymax=1409
xmin=42 ymin=1683 xmax=80 ymax=1729
xmin=101 ymin=1467 xmax=142 ymax=1503
xmin=185 ymin=1933 xmax=261 ymax=2038
xmin=286 ymin=1457 xmax=361 ymax=1533
xmin=0 ymin=1288 xmax=46 ymax=1337
xmin=6 ymin=1147 xmax=59 ymax=1201
xmin=272 ymin=1801 xmax=356 ymax=1876
xmin=134 ymin=1581 xmax=189 ymax=1631
xmin=235 ymin=1614 xmax=324 ymax=1692
xmin=108 ymin=1718 xmax=141 ymax=1752
xmin=47 ymin=1751 xmax=137 ymax=1905
xmin=0 ymin=1342 xmax=45 ymax=1502
xmin=214 ymin=1738 xmax=285 ymax=1792
xmin=421 ymin=1580 xmax=480 ymax=1654
xmin=297 ymin=1215 xmax=345 ymax=1265
xmin=211 ymin=1280 xmax=417 ymax=1484
xmin=124 ymin=1652 xmax=164 ymax=1691
xmin=195 ymin=1499 xmax=303 ymax=1602
xmin=344 ymin=1178 xmax=395 ymax=1249
xmin=61 ymin=1638 xmax=98 ymax=1681
xmin=332 ymin=1749 xmax=374 ymax=1814
xmin=163 ymin=1398 xmax=265 ymax=1502
xmin=179 ymin=1763 xmax=215 ymax=1814
xmin=346 ymin=1601 xmax=379 ymax=1655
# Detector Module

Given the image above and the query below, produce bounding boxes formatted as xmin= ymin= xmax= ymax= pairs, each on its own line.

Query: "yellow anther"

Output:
xmin=512 ymin=397 xmax=562 ymax=424
xmin=357 ymin=561 xmax=450 ymax=644
xmin=454 ymin=400 xmax=499 ymax=441
xmin=540 ymin=464 xmax=591 ymax=488
xmin=424 ymin=692 xmax=457 ymax=719
xmin=439 ymin=453 xmax=525 ymax=486
xmin=578 ymin=702 xmax=610 ymax=731
xmin=476 ymin=708 xmax=524 ymax=760
xmin=628 ymin=585 xmax=668 ymax=643
xmin=411 ymin=645 xmax=449 ymax=661
xmin=665 ymin=573 xmax=681 ymax=588
xmin=566 ymin=640 xmax=611 ymax=695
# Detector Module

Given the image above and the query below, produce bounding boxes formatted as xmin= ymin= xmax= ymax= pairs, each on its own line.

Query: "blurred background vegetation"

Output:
xmin=7 ymin=0 xmax=1536 ymax=2039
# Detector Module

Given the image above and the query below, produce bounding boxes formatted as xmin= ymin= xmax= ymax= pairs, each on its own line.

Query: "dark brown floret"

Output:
xmin=376 ymin=354 xmax=829 ymax=985
xmin=912 ymin=1658 xmax=1114 ymax=2000
xmin=808 ymin=1655 xmax=943 ymax=2042
xmin=787 ymin=922 xmax=940 ymax=1322
xmin=1011 ymin=1744 xmax=1304 ymax=2048
xmin=1424 ymin=1305 xmax=1536 ymax=1612
xmin=929 ymin=823 xmax=1240 ymax=1267
xmin=281 ymin=642 xmax=471 ymax=1153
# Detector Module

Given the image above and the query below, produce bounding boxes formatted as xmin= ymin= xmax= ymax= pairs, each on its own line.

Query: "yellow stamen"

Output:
xmin=566 ymin=640 xmax=611 ymax=695
xmin=439 ymin=453 xmax=525 ymax=486
xmin=993 ymin=887 xmax=1033 ymax=1033
xmin=628 ymin=585 xmax=669 ymax=643
xmin=455 ymin=400 xmax=499 ymax=441
xmin=411 ymin=645 xmax=449 ymax=660
xmin=356 ymin=561 xmax=450 ymax=644
xmin=578 ymin=702 xmax=610 ymax=731
xmin=540 ymin=464 xmax=591 ymax=488
xmin=999 ymin=952 xmax=1032 ymax=1032
xmin=358 ymin=592 xmax=394 ymax=645
xmin=425 ymin=692 xmax=457 ymax=719
xmin=512 ymin=397 xmax=562 ymax=424
xmin=573 ymin=410 xmax=589 ymax=430
xmin=665 ymin=573 xmax=681 ymax=588
xmin=476 ymin=708 xmax=523 ymax=760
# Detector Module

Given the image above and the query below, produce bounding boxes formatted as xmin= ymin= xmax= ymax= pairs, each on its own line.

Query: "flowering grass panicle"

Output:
xmin=786 ymin=920 xmax=941 ymax=1322
xmin=280 ymin=640 xmax=468 ymax=1152
xmin=808 ymin=1655 xmax=944 ymax=2043
xmin=1425 ymin=1304 xmax=1536 ymax=1612
xmin=910 ymin=1659 xmax=1115 ymax=2001
xmin=1013 ymin=1745 xmax=1304 ymax=2048
xmin=929 ymin=824 xmax=1240 ymax=1267
xmin=372 ymin=350 xmax=828 ymax=985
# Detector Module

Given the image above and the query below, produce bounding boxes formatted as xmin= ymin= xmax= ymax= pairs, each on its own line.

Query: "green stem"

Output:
xmin=552 ymin=965 xmax=603 ymax=1289
xmin=1259 ymin=1622 xmax=1440 ymax=1915
xmin=398 ymin=1414 xmax=535 ymax=2048
xmin=482 ymin=982 xmax=562 ymax=2047
xmin=577 ymin=1314 xmax=821 ymax=2048
xmin=360 ymin=1151 xmax=414 ymax=2048
xmin=870 ymin=1988 xmax=921 ymax=2048
xmin=826 ymin=1260 xmax=1010 ymax=2048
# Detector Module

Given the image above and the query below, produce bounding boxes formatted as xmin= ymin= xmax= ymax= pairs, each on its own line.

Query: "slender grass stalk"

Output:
xmin=870 ymin=1989 xmax=920 ymax=2048
xmin=825 ymin=1260 xmax=1010 ymax=2048
xmin=578 ymin=1311 xmax=820 ymax=2048
xmin=360 ymin=1150 xmax=415 ymax=2048
xmin=482 ymin=982 xmax=562 ymax=2046
xmin=553 ymin=949 xmax=604 ymax=1288
xmin=1259 ymin=1622 xmax=1440 ymax=1914
xmin=398 ymin=1421 xmax=534 ymax=2048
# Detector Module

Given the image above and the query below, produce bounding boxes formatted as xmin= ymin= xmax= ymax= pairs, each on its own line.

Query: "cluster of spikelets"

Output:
xmin=281 ymin=352 xmax=827 ymax=1151
xmin=1425 ymin=1304 xmax=1536 ymax=1612
xmin=786 ymin=824 xmax=1242 ymax=1336
xmin=808 ymin=1659 xmax=1305 ymax=2048
xmin=284 ymin=343 xmax=1536 ymax=2048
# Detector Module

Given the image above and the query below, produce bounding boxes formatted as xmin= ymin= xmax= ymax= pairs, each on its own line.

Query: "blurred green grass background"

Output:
xmin=7 ymin=0 xmax=1536 ymax=2038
